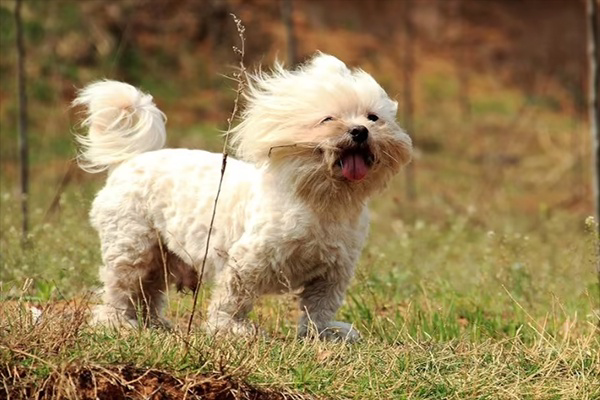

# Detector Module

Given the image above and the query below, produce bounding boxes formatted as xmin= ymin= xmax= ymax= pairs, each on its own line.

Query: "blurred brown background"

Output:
xmin=0 ymin=0 xmax=594 ymax=221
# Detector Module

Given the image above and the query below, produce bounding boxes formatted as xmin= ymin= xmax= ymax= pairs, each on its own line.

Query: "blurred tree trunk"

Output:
xmin=454 ymin=1 xmax=470 ymax=121
xmin=15 ymin=0 xmax=29 ymax=245
xmin=402 ymin=0 xmax=416 ymax=201
xmin=207 ymin=0 xmax=228 ymax=49
xmin=281 ymin=0 xmax=297 ymax=66
xmin=586 ymin=0 xmax=600 ymax=314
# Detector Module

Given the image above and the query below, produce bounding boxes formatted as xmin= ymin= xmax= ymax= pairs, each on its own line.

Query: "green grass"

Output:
xmin=1 ymin=6 xmax=599 ymax=393
xmin=2 ymin=299 xmax=598 ymax=398
xmin=1 ymin=119 xmax=599 ymax=397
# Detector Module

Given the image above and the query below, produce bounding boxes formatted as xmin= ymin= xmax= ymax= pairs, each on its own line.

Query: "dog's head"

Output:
xmin=231 ymin=53 xmax=412 ymax=210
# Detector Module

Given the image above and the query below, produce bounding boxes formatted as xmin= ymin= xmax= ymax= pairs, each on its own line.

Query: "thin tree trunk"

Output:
xmin=15 ymin=0 xmax=29 ymax=245
xmin=454 ymin=2 xmax=470 ymax=121
xmin=402 ymin=0 xmax=416 ymax=201
xmin=281 ymin=0 xmax=297 ymax=66
xmin=586 ymin=0 xmax=600 ymax=320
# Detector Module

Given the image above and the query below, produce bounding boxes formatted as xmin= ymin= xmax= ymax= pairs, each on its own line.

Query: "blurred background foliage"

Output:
xmin=0 ymin=0 xmax=591 ymax=212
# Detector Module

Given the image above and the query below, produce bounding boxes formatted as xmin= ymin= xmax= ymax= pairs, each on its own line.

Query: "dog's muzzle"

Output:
xmin=349 ymin=125 xmax=368 ymax=143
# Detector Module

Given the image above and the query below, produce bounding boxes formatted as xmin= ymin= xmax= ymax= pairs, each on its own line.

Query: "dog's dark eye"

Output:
xmin=321 ymin=116 xmax=334 ymax=123
xmin=367 ymin=113 xmax=379 ymax=122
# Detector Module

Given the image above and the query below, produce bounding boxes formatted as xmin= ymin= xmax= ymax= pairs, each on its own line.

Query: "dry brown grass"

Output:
xmin=1 ymin=294 xmax=598 ymax=399
xmin=1 ymin=2 xmax=599 ymax=398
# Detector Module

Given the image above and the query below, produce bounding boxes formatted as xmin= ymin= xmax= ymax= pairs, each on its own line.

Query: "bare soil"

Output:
xmin=3 ymin=364 xmax=294 ymax=400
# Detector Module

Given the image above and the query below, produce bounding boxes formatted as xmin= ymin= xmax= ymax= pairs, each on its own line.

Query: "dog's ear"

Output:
xmin=390 ymin=99 xmax=399 ymax=116
xmin=306 ymin=52 xmax=350 ymax=76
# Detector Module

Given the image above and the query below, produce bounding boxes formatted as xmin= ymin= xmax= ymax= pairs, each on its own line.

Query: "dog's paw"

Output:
xmin=149 ymin=315 xmax=173 ymax=330
xmin=298 ymin=321 xmax=361 ymax=343
xmin=90 ymin=305 xmax=138 ymax=329
xmin=205 ymin=317 xmax=264 ymax=338
xmin=90 ymin=305 xmax=173 ymax=330
xmin=319 ymin=321 xmax=361 ymax=343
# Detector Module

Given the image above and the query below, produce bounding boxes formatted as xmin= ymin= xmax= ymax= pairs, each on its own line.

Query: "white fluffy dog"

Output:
xmin=74 ymin=53 xmax=412 ymax=341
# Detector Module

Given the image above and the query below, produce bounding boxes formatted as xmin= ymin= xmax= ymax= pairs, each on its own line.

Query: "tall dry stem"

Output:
xmin=186 ymin=14 xmax=247 ymax=336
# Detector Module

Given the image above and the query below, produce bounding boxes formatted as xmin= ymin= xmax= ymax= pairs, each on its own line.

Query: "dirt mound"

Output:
xmin=3 ymin=364 xmax=298 ymax=400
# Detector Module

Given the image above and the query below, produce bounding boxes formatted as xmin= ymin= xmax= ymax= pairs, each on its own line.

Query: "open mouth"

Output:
xmin=336 ymin=147 xmax=375 ymax=182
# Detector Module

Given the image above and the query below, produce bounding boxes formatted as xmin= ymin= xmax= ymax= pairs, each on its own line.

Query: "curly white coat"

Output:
xmin=74 ymin=53 xmax=412 ymax=341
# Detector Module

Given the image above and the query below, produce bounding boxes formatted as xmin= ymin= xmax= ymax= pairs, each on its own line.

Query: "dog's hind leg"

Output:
xmin=91 ymin=216 xmax=169 ymax=329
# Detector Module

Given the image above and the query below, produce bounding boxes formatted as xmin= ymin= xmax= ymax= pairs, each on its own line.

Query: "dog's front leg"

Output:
xmin=297 ymin=275 xmax=360 ymax=343
xmin=205 ymin=265 xmax=260 ymax=337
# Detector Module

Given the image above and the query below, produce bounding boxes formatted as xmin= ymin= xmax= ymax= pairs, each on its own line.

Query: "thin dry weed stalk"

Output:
xmin=186 ymin=14 xmax=247 ymax=336
xmin=156 ymin=230 xmax=171 ymax=312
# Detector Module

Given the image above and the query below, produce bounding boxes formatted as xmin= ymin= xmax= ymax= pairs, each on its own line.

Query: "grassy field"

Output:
xmin=2 ymin=94 xmax=599 ymax=398
xmin=1 ymin=4 xmax=599 ymax=395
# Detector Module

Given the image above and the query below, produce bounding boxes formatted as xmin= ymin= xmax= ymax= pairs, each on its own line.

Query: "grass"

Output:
xmin=1 ymin=7 xmax=599 ymax=395
xmin=2 ymin=296 xmax=598 ymax=398
xmin=1 ymin=114 xmax=599 ymax=397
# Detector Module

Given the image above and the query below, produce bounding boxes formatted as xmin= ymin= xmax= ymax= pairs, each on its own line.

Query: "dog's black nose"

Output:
xmin=349 ymin=125 xmax=369 ymax=143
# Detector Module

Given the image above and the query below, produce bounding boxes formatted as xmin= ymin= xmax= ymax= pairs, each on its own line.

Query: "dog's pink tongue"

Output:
xmin=341 ymin=153 xmax=368 ymax=181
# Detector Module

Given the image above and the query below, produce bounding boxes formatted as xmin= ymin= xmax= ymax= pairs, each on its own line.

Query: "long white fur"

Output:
xmin=73 ymin=80 xmax=166 ymax=173
xmin=231 ymin=53 xmax=399 ymax=165
xmin=74 ymin=53 xmax=412 ymax=341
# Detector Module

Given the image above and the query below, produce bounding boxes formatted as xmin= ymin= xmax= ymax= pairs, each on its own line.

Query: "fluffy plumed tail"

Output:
xmin=72 ymin=80 xmax=166 ymax=173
